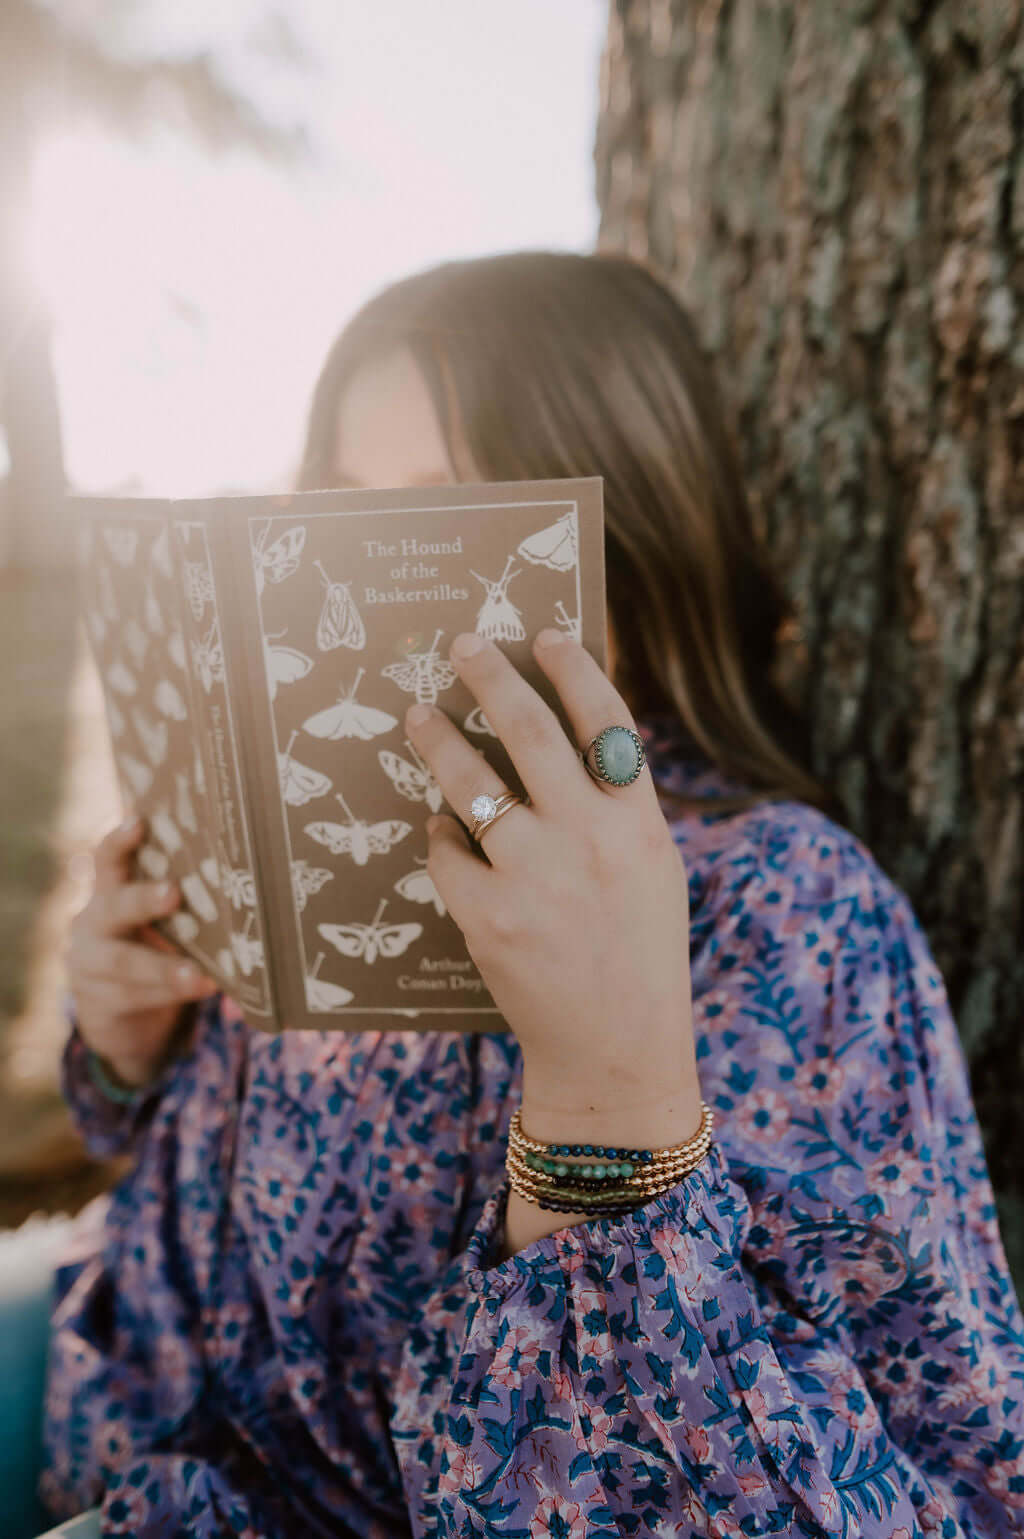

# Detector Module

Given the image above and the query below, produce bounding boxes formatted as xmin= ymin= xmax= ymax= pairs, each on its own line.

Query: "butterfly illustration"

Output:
xmin=291 ymin=859 xmax=334 ymax=912
xmin=517 ymin=510 xmax=578 ymax=572
xmin=252 ymin=522 xmax=306 ymax=596
xmin=144 ymin=579 xmax=164 ymax=635
xmin=102 ymin=527 xmax=138 ymax=567
xmin=181 ymin=871 xmax=218 ymax=923
xmin=220 ymin=863 xmax=256 ymax=910
xmin=305 ymin=951 xmax=354 ymax=1010
xmin=304 ymin=791 xmax=411 ymax=866
xmin=378 ymin=741 xmax=443 ymax=812
xmin=319 ymin=899 xmax=422 ymax=966
xmin=463 ymin=705 xmax=496 ymax=737
xmin=191 ymin=620 xmax=224 ymax=693
xmin=302 ymin=668 xmax=398 ymax=741
xmin=263 ymin=628 xmax=312 ymax=702
xmin=151 ymin=525 xmax=172 ymax=578
xmin=175 ymin=770 xmax=198 ymax=834
xmin=381 ymin=628 xmax=458 ymax=706
xmin=150 ymin=806 xmax=183 ymax=855
xmin=136 ymin=844 xmax=169 ymax=881
xmin=314 ymin=559 xmax=366 ymax=651
xmin=119 ymin=754 xmax=153 ymax=798
xmin=167 ymin=630 xmax=187 ymax=671
xmin=278 ymin=730 xmax=332 ymax=807
xmin=184 ymin=561 xmax=215 ymax=621
xmin=131 ymin=707 xmax=168 ymax=768
xmin=123 ymin=618 xmax=149 ymax=670
xmin=553 ymin=598 xmax=581 ymax=641
xmin=394 ymin=859 xmax=446 ymax=917
xmin=107 ymin=660 xmax=137 ymax=696
xmin=166 ymin=910 xmax=199 ymax=944
xmin=154 ymin=678 xmax=187 ymax=721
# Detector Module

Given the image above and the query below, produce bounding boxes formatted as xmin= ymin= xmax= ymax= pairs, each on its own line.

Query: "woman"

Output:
xmin=43 ymin=253 xmax=1024 ymax=1536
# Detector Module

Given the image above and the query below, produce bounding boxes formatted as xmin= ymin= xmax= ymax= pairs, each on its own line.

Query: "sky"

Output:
xmin=26 ymin=1 xmax=606 ymax=495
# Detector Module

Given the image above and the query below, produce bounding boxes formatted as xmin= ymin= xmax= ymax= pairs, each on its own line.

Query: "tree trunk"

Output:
xmin=595 ymin=0 xmax=1024 ymax=1297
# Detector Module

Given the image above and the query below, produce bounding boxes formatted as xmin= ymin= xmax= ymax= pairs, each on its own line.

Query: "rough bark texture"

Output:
xmin=596 ymin=0 xmax=1024 ymax=1297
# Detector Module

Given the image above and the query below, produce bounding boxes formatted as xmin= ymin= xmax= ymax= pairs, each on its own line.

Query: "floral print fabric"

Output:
xmin=42 ymin=715 xmax=1024 ymax=1536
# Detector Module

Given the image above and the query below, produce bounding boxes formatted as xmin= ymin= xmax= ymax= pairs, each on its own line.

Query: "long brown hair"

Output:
xmin=298 ymin=251 xmax=843 ymax=823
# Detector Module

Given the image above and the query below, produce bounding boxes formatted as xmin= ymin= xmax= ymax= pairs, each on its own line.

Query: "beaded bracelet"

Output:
xmin=506 ymin=1101 xmax=714 ymax=1215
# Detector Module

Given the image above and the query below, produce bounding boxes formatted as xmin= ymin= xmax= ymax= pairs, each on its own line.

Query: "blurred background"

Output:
xmin=1 ymin=0 xmax=1022 ymax=1302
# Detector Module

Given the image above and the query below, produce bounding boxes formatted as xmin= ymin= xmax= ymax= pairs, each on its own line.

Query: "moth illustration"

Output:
xmin=304 ymin=791 xmax=411 ymax=866
xmin=183 ymin=561 xmax=215 ymax=621
xmin=318 ymin=898 xmax=421 ymax=966
xmin=252 ymin=522 xmax=306 ymax=596
xmin=191 ymin=620 xmax=224 ymax=693
xmin=107 ymin=659 xmax=137 ymax=696
xmin=291 ymin=858 xmax=334 ymax=912
xmin=380 ymin=629 xmax=457 ymax=706
xmin=394 ymin=858 xmax=446 ymax=916
xmin=278 ymin=730 xmax=332 ymax=807
xmin=131 ymin=706 xmax=168 ymax=768
xmin=378 ymin=741 xmax=443 ymax=812
xmin=181 ymin=871 xmax=218 ymax=924
xmin=231 ymin=913 xmax=264 ymax=975
xmin=314 ymin=559 xmax=366 ymax=651
xmin=305 ymin=951 xmax=354 ymax=1011
xmin=175 ymin=770 xmax=198 ymax=834
xmin=553 ymin=598 xmax=581 ymax=641
xmin=470 ymin=556 xmax=524 ymax=642
xmin=220 ymin=862 xmax=256 ymax=910
xmin=302 ymin=668 xmax=398 ymax=741
xmin=123 ymin=618 xmax=149 ymax=670
xmin=102 ymin=526 xmax=138 ymax=567
xmin=517 ymin=509 xmax=578 ymax=572
xmin=463 ymin=705 xmax=496 ymax=738
xmin=154 ymin=678 xmax=188 ymax=721
xmin=263 ymin=628 xmax=312 ymax=702
xmin=119 ymin=754 xmax=153 ymax=798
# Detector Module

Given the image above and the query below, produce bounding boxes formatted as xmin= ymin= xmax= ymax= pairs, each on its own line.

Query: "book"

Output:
xmin=76 ymin=478 xmax=606 ymax=1031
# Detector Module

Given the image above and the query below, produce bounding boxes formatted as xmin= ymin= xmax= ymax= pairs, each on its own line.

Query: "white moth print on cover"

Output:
xmin=470 ymin=557 xmax=525 ymax=642
xmin=123 ymin=618 xmax=149 ymax=670
xmin=191 ymin=620 xmax=224 ymax=693
xmin=154 ymin=678 xmax=187 ymax=721
xmin=302 ymin=668 xmax=398 ymax=741
xmin=305 ymin=952 xmax=354 ymax=1011
xmin=463 ymin=705 xmax=496 ymax=737
xmin=151 ymin=525 xmax=172 ymax=579
xmin=264 ymin=629 xmax=312 ymax=702
xmin=136 ymin=844 xmax=169 ymax=880
xmin=517 ymin=509 xmax=578 ymax=572
xmin=183 ymin=561 xmax=215 ymax=621
xmin=394 ymin=858 xmax=446 ymax=917
xmin=166 ymin=910 xmax=199 ymax=944
xmin=167 ymin=630 xmax=186 ymax=672
xmin=231 ymin=913 xmax=264 ymax=976
xmin=107 ymin=660 xmax=137 ymax=696
xmin=379 ymin=740 xmax=443 ymax=813
xmin=150 ymin=805 xmax=183 ymax=855
xmin=219 ymin=861 xmax=256 ymax=910
xmin=318 ymin=898 xmax=422 ymax=966
xmin=304 ymin=790 xmax=411 ymax=867
xmin=181 ymin=871 xmax=218 ymax=924
xmin=279 ymin=730 xmax=332 ymax=806
xmin=97 ymin=563 xmax=118 ymax=622
xmin=119 ymin=754 xmax=153 ymax=798
xmin=380 ymin=629 xmax=457 ymax=707
xmin=144 ymin=579 xmax=164 ymax=636
xmin=102 ymin=527 xmax=138 ymax=567
xmin=131 ymin=707 xmax=168 ymax=768
xmin=291 ymin=858 xmax=334 ymax=912
xmin=553 ymin=599 xmax=581 ymax=641
xmin=175 ymin=770 xmax=198 ymax=834
xmin=314 ymin=559 xmax=366 ymax=651
xmin=252 ymin=522 xmax=306 ymax=597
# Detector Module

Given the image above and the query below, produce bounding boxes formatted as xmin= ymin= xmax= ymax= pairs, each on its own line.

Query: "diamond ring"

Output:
xmin=468 ymin=790 xmax=527 ymax=844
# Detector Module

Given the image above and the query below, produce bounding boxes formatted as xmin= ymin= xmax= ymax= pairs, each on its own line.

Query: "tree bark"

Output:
xmin=595 ymin=0 xmax=1024 ymax=1297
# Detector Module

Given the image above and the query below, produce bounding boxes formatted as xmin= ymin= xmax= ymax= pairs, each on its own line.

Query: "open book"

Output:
xmin=76 ymin=479 xmax=606 ymax=1031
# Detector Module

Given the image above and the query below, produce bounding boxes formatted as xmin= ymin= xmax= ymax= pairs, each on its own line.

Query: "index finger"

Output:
xmin=92 ymin=814 xmax=145 ymax=894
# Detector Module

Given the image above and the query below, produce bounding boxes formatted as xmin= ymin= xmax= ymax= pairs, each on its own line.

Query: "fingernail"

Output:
xmin=451 ymin=632 xmax=485 ymax=659
xmin=535 ymin=627 xmax=568 ymax=649
xmin=406 ymin=703 xmax=435 ymax=727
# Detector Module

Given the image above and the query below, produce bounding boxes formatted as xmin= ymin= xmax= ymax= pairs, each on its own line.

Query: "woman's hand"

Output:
xmin=64 ymin=816 xmax=217 ymax=1089
xmin=405 ymin=628 xmax=703 ymax=1166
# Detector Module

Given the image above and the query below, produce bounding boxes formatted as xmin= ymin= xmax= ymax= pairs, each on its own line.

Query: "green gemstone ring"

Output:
xmin=579 ymin=725 xmax=647 ymax=788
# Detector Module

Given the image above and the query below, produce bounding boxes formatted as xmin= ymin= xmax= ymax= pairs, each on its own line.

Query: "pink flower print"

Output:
xmin=574 ymin=1401 xmax=615 ymax=1454
xmin=963 ymin=1180 xmax=1002 ymax=1248
xmin=105 ymin=1476 xmax=151 ymax=1532
xmin=684 ymin=1424 xmax=710 ymax=1462
xmin=651 ymin=1225 xmax=682 ymax=1269
xmin=491 ymin=1324 xmax=542 ymax=1390
xmin=529 ymin=1493 xmax=586 ymax=1539
xmin=793 ymin=1056 xmax=846 ymax=1105
xmin=208 ymin=1301 xmax=250 ymax=1363
xmin=695 ymin=987 xmax=741 ymax=1032
xmin=888 ymin=1529 xmax=912 ymax=1539
xmin=979 ymin=1456 xmax=1024 ymax=1512
xmin=100 ymin=1421 xmax=134 ymax=1469
xmin=735 ymin=1088 xmax=792 ymax=1143
xmin=866 ymin=1149 xmax=928 ymax=1212
xmin=737 ymin=1470 xmax=768 ymax=1497
xmin=551 ymin=1368 xmax=573 ymax=1402
xmin=438 ymin=1442 xmax=483 ymax=1500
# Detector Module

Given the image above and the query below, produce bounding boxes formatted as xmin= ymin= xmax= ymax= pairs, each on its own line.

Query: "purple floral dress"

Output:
xmin=42 ymin=715 xmax=1024 ymax=1537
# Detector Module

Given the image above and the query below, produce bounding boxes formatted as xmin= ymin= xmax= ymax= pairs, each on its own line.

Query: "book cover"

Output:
xmin=76 ymin=478 xmax=606 ymax=1031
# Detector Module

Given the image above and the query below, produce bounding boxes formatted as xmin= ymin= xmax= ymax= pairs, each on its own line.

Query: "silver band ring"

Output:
xmin=468 ymin=790 xmax=527 ymax=844
xmin=579 ymin=725 xmax=647 ymax=787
